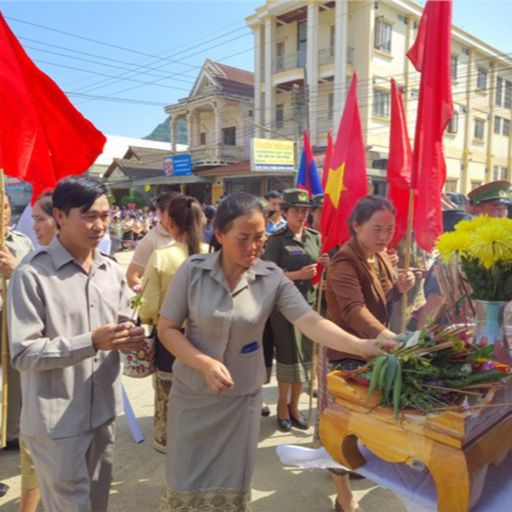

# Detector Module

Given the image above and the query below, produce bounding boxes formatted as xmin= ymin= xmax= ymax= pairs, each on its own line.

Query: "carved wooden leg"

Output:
xmin=427 ymin=441 xmax=471 ymax=512
xmin=320 ymin=407 xmax=366 ymax=469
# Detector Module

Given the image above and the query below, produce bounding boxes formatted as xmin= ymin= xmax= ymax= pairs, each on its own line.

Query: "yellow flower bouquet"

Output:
xmin=436 ymin=216 xmax=512 ymax=301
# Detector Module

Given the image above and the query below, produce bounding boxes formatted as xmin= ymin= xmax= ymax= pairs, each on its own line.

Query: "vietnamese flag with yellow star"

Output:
xmin=320 ymin=72 xmax=367 ymax=254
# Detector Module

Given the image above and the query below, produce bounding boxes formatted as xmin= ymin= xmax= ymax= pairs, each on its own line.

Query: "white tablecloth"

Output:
xmin=277 ymin=444 xmax=512 ymax=511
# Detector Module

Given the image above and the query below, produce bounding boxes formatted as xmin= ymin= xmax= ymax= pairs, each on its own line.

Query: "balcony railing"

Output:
xmin=318 ymin=46 xmax=355 ymax=66
xmin=273 ymin=47 xmax=354 ymax=72
xmin=190 ymin=144 xmax=247 ymax=165
xmin=273 ymin=49 xmax=307 ymax=73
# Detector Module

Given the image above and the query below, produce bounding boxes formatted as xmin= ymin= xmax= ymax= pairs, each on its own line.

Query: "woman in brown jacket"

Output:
xmin=322 ymin=195 xmax=414 ymax=512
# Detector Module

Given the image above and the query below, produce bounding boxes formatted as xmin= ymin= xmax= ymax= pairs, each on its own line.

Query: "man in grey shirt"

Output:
xmin=0 ymin=192 xmax=34 ymax=449
xmin=8 ymin=176 xmax=144 ymax=512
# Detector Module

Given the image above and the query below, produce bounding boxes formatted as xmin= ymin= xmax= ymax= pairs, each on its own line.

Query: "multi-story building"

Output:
xmin=246 ymin=0 xmax=512 ymax=194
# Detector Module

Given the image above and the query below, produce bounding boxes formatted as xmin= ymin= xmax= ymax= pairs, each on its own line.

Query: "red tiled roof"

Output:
xmin=212 ymin=62 xmax=254 ymax=97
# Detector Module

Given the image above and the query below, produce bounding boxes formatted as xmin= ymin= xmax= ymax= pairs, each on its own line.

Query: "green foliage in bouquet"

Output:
xmin=341 ymin=325 xmax=511 ymax=417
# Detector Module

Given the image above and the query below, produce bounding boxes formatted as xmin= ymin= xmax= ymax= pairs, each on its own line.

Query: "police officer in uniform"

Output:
xmin=264 ymin=188 xmax=321 ymax=431
xmin=1 ymin=193 xmax=34 ymax=451
xmin=467 ymin=180 xmax=511 ymax=218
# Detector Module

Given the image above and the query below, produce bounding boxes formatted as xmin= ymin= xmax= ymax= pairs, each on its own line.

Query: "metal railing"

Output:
xmin=318 ymin=46 xmax=354 ymax=66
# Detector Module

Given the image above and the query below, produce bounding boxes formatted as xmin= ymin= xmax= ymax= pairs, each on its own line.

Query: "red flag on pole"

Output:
xmin=320 ymin=72 xmax=367 ymax=255
xmin=321 ymin=130 xmax=333 ymax=190
xmin=407 ymin=0 xmax=454 ymax=252
xmin=0 ymin=13 xmax=106 ymax=197
xmin=387 ymin=79 xmax=413 ymax=248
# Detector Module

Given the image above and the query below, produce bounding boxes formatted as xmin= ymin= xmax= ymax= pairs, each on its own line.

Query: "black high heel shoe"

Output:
xmin=277 ymin=416 xmax=292 ymax=432
xmin=288 ymin=406 xmax=309 ymax=430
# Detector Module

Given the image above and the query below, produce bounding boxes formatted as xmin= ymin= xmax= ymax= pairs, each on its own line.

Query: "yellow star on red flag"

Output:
xmin=325 ymin=162 xmax=346 ymax=209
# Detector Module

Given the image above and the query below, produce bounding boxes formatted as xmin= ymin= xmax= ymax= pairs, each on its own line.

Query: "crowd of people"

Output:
xmin=1 ymin=176 xmax=510 ymax=511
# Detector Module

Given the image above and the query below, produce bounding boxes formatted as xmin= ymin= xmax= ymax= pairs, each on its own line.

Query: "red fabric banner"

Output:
xmin=0 ymin=13 xmax=106 ymax=198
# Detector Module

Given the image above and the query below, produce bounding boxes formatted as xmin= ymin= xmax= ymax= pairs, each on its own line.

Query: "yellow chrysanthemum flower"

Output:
xmin=436 ymin=230 xmax=472 ymax=262
xmin=469 ymin=219 xmax=512 ymax=268
xmin=454 ymin=215 xmax=491 ymax=232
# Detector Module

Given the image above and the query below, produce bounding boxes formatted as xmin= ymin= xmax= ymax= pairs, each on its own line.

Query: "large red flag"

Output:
xmin=321 ymin=72 xmax=367 ymax=255
xmin=387 ymin=79 xmax=413 ymax=248
xmin=407 ymin=0 xmax=453 ymax=252
xmin=321 ymin=130 xmax=333 ymax=190
xmin=0 ymin=13 xmax=106 ymax=198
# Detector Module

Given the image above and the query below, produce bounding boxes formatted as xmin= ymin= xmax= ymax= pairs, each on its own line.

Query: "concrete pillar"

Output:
xmin=306 ymin=1 xmax=319 ymax=144
xmin=253 ymin=22 xmax=263 ymax=138
xmin=264 ymin=15 xmax=275 ymax=138
xmin=333 ymin=0 xmax=348 ymax=133
xmin=186 ymin=110 xmax=194 ymax=148
xmin=461 ymin=49 xmax=474 ymax=194
xmin=170 ymin=116 xmax=177 ymax=153
xmin=486 ymin=61 xmax=496 ymax=183
xmin=214 ymin=100 xmax=223 ymax=158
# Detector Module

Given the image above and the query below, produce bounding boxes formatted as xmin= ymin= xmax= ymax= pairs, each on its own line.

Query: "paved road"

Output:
xmin=0 ymin=250 xmax=405 ymax=511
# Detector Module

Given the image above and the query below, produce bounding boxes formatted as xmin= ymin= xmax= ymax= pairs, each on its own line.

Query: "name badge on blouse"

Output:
xmin=241 ymin=341 xmax=259 ymax=354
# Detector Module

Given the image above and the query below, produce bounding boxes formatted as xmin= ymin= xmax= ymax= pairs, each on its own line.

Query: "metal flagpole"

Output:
xmin=0 ymin=168 xmax=8 ymax=448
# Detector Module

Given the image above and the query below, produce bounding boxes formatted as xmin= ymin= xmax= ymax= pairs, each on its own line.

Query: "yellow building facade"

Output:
xmin=246 ymin=0 xmax=512 ymax=194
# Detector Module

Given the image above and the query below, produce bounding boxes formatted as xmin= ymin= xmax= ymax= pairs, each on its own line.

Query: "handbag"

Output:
xmin=122 ymin=324 xmax=156 ymax=378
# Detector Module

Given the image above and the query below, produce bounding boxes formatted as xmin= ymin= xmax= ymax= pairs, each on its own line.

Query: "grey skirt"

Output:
xmin=159 ymin=381 xmax=262 ymax=511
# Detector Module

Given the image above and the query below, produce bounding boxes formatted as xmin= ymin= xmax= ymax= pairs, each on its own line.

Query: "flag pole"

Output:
xmin=0 ymin=168 xmax=8 ymax=448
xmin=307 ymin=269 xmax=325 ymax=428
xmin=399 ymin=189 xmax=415 ymax=333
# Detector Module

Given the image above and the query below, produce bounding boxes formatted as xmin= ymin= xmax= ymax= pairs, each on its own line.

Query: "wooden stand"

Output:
xmin=319 ymin=371 xmax=512 ymax=512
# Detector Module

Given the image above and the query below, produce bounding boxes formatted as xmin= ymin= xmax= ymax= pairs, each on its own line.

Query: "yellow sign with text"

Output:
xmin=251 ymin=138 xmax=295 ymax=172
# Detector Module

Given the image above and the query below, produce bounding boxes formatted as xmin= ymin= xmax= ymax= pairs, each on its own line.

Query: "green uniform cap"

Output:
xmin=310 ymin=193 xmax=324 ymax=209
xmin=468 ymin=180 xmax=511 ymax=206
xmin=282 ymin=188 xmax=311 ymax=207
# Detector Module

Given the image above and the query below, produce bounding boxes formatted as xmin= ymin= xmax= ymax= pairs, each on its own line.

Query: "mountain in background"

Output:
xmin=143 ymin=117 xmax=187 ymax=144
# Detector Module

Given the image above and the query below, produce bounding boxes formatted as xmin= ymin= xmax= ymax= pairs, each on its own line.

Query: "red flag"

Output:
xmin=321 ymin=130 xmax=333 ymax=190
xmin=321 ymin=72 xmax=367 ymax=255
xmin=387 ymin=79 xmax=413 ymax=248
xmin=0 ymin=13 xmax=106 ymax=198
xmin=407 ymin=0 xmax=454 ymax=252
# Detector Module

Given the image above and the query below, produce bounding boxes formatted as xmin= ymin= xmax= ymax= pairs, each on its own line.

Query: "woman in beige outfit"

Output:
xmin=157 ymin=192 xmax=396 ymax=512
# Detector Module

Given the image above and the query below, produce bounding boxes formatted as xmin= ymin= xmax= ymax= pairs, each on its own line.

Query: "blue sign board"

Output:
xmin=163 ymin=154 xmax=192 ymax=177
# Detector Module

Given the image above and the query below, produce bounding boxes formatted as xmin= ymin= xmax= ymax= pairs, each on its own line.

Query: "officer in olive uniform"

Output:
xmin=1 ymin=193 xmax=34 ymax=449
xmin=468 ymin=180 xmax=511 ymax=218
xmin=264 ymin=188 xmax=320 ymax=431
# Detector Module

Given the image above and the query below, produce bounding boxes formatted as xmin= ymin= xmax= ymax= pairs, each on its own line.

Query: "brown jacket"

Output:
xmin=325 ymin=237 xmax=397 ymax=358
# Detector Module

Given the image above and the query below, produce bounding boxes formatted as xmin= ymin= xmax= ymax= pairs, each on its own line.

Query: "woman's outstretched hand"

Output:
xmin=358 ymin=338 xmax=398 ymax=359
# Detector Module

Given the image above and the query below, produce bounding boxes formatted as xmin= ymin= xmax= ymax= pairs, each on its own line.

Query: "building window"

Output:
xmin=493 ymin=166 xmax=509 ymax=180
xmin=447 ymin=111 xmax=458 ymax=134
xmin=297 ymin=20 xmax=307 ymax=68
xmin=474 ymin=119 xmax=485 ymax=140
xmin=496 ymin=76 xmax=504 ymax=107
xmin=505 ymin=80 xmax=512 ymax=109
xmin=503 ymin=119 xmax=511 ymax=137
xmin=222 ymin=126 xmax=236 ymax=146
xmin=476 ymin=67 xmax=488 ymax=91
xmin=451 ymin=55 xmax=458 ymax=80
xmin=275 ymin=103 xmax=284 ymax=128
xmin=374 ymin=17 xmax=392 ymax=53
xmin=328 ymin=93 xmax=334 ymax=120
xmin=373 ymin=89 xmax=390 ymax=117
xmin=329 ymin=25 xmax=335 ymax=56
xmin=199 ymin=132 xmax=206 ymax=145
xmin=276 ymin=42 xmax=285 ymax=72
xmin=248 ymin=110 xmax=253 ymax=117
xmin=494 ymin=116 xmax=502 ymax=135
